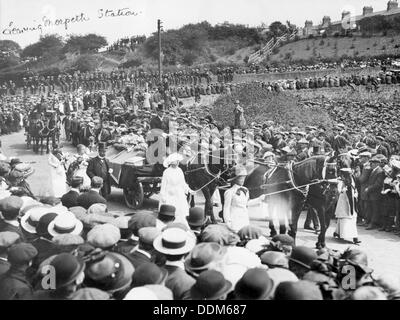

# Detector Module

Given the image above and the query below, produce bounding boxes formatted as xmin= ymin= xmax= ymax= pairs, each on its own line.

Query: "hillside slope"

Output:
xmin=267 ymin=35 xmax=400 ymax=63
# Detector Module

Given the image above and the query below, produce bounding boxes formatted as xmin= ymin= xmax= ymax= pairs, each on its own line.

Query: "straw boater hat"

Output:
xmin=163 ymin=153 xmax=183 ymax=168
xmin=153 ymin=228 xmax=196 ymax=256
xmin=21 ymin=206 xmax=54 ymax=234
xmin=48 ymin=212 xmax=84 ymax=237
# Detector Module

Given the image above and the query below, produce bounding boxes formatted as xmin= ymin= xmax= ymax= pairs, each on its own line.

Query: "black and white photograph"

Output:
xmin=0 ymin=0 xmax=399 ymax=304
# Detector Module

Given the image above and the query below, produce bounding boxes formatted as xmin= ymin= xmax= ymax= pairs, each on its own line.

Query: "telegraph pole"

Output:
xmin=157 ymin=19 xmax=163 ymax=84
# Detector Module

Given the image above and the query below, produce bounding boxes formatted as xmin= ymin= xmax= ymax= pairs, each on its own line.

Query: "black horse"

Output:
xmin=39 ymin=114 xmax=60 ymax=154
xmin=245 ymin=155 xmax=347 ymax=248
xmin=28 ymin=119 xmax=44 ymax=154
xmin=181 ymin=147 xmax=234 ymax=223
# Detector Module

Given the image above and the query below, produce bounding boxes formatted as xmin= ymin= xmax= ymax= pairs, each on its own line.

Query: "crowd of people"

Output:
xmin=106 ymin=36 xmax=147 ymax=52
xmin=0 ymin=156 xmax=399 ymax=300
xmin=0 ymin=55 xmax=400 ymax=300
xmin=0 ymin=68 xmax=233 ymax=98
xmin=238 ymin=58 xmax=387 ymax=74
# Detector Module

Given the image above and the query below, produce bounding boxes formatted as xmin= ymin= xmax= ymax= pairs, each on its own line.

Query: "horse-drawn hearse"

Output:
xmin=102 ymin=145 xmax=165 ymax=209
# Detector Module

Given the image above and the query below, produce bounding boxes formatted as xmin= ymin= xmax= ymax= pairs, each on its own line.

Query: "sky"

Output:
xmin=0 ymin=0 xmax=392 ymax=48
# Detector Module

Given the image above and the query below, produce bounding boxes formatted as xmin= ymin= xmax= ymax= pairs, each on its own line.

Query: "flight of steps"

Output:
xmin=248 ymin=29 xmax=298 ymax=64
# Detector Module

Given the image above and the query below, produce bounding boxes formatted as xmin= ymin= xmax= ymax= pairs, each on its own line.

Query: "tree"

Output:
xmin=120 ymin=58 xmax=143 ymax=68
xmin=64 ymin=34 xmax=108 ymax=54
xmin=286 ymin=21 xmax=297 ymax=33
xmin=22 ymin=35 xmax=64 ymax=58
xmin=269 ymin=21 xmax=288 ymax=37
xmin=179 ymin=26 xmax=208 ymax=51
xmin=0 ymin=40 xmax=21 ymax=70
xmin=182 ymin=51 xmax=197 ymax=66
xmin=73 ymin=55 xmax=98 ymax=72
xmin=0 ymin=40 xmax=21 ymax=54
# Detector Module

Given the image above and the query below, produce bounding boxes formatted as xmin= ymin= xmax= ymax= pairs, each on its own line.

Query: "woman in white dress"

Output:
xmin=72 ymin=144 xmax=91 ymax=188
xmin=48 ymin=147 xmax=68 ymax=198
xmin=143 ymin=90 xmax=151 ymax=110
xmin=159 ymin=153 xmax=193 ymax=226
xmin=223 ymin=166 xmax=250 ymax=233
xmin=334 ymin=168 xmax=361 ymax=244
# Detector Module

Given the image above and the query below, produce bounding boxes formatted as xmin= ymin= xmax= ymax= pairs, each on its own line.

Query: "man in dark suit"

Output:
xmin=150 ymin=104 xmax=168 ymax=132
xmin=355 ymin=152 xmax=372 ymax=226
xmin=365 ymin=157 xmax=385 ymax=230
xmin=86 ymin=143 xmax=112 ymax=198
xmin=124 ymin=227 xmax=160 ymax=268
xmin=0 ymin=232 xmax=20 ymax=277
xmin=153 ymin=228 xmax=195 ymax=300
xmin=0 ymin=243 xmax=37 ymax=300
xmin=61 ymin=177 xmax=83 ymax=208
xmin=77 ymin=177 xmax=107 ymax=210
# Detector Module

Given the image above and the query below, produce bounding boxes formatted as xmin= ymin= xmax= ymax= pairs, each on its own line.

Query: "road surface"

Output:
xmin=1 ymin=130 xmax=399 ymax=278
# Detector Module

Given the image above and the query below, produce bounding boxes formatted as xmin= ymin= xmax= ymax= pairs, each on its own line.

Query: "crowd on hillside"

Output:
xmin=106 ymin=36 xmax=147 ymax=52
xmin=239 ymin=58 xmax=392 ymax=74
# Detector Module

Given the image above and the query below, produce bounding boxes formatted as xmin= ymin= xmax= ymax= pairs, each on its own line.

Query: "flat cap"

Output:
xmin=87 ymin=224 xmax=121 ymax=249
xmin=138 ymin=227 xmax=161 ymax=246
xmin=8 ymin=243 xmax=38 ymax=265
xmin=0 ymin=196 xmax=23 ymax=216
xmin=0 ymin=232 xmax=20 ymax=248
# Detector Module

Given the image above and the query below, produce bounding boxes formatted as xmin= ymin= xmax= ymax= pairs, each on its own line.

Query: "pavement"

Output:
xmin=1 ymin=130 xmax=400 ymax=278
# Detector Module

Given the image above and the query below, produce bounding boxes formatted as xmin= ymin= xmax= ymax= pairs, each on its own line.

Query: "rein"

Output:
xmin=256 ymin=156 xmax=339 ymax=198
xmin=184 ymin=151 xmax=232 ymax=193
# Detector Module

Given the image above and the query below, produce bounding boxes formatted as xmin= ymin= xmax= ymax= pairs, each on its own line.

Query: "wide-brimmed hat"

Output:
xmin=50 ymin=253 xmax=85 ymax=289
xmin=21 ymin=206 xmax=54 ymax=234
xmin=190 ymin=270 xmax=232 ymax=300
xmin=234 ymin=268 xmax=275 ymax=300
xmin=153 ymin=228 xmax=196 ymax=256
xmin=36 ymin=213 xmax=59 ymax=237
xmin=85 ymin=252 xmax=135 ymax=294
xmin=163 ymin=153 xmax=183 ymax=168
xmin=48 ymin=212 xmax=84 ymax=237
xmin=185 ymin=243 xmax=227 ymax=278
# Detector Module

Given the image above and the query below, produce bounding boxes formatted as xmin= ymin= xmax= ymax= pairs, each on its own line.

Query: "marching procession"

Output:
xmin=2 ymin=0 xmax=400 ymax=302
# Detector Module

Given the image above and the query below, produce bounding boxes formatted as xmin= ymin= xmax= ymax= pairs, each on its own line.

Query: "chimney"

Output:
xmin=342 ymin=10 xmax=351 ymax=20
xmin=363 ymin=6 xmax=373 ymax=15
xmin=387 ymin=0 xmax=398 ymax=11
xmin=322 ymin=16 xmax=331 ymax=26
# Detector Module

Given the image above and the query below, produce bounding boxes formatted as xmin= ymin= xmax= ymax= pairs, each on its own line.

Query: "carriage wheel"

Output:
xmin=123 ymin=183 xmax=144 ymax=209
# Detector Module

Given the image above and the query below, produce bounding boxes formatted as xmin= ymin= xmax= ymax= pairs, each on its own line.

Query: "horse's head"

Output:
xmin=334 ymin=153 xmax=354 ymax=174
